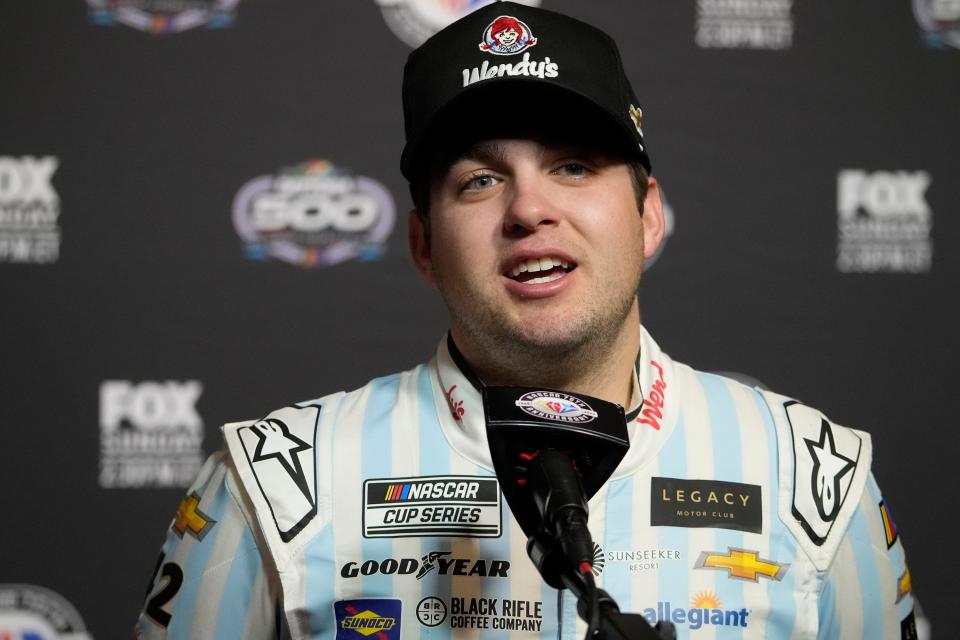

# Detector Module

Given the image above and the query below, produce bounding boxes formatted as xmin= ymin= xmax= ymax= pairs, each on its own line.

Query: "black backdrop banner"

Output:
xmin=1 ymin=1 xmax=956 ymax=637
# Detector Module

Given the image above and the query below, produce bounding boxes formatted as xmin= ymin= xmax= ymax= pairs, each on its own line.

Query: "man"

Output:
xmin=137 ymin=2 xmax=915 ymax=638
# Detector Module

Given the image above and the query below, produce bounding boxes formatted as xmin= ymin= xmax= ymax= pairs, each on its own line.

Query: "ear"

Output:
xmin=640 ymin=176 xmax=666 ymax=260
xmin=408 ymin=209 xmax=437 ymax=286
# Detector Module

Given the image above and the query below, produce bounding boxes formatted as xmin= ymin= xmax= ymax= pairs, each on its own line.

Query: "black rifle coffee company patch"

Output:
xmin=650 ymin=477 xmax=762 ymax=533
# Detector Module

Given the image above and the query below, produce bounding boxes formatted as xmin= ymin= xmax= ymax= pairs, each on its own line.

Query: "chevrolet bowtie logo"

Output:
xmin=896 ymin=566 xmax=912 ymax=603
xmin=172 ymin=491 xmax=217 ymax=541
xmin=694 ymin=547 xmax=789 ymax=582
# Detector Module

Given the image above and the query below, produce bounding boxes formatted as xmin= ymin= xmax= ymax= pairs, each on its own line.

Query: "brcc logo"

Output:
xmin=232 ymin=159 xmax=396 ymax=268
xmin=374 ymin=0 xmax=541 ymax=48
xmin=479 ymin=15 xmax=538 ymax=55
xmin=914 ymin=0 xmax=960 ymax=48
xmin=515 ymin=390 xmax=598 ymax=423
xmin=86 ymin=0 xmax=240 ymax=34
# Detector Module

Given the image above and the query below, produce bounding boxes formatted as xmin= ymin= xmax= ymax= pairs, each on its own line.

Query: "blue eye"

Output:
xmin=463 ymin=174 xmax=499 ymax=192
xmin=556 ymin=163 xmax=589 ymax=176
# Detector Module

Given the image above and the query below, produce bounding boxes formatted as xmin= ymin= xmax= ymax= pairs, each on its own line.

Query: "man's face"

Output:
xmin=494 ymin=27 xmax=520 ymax=47
xmin=410 ymin=135 xmax=664 ymax=363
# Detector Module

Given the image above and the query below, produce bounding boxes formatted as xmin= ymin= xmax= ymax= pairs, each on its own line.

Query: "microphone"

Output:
xmin=483 ymin=386 xmax=630 ymax=578
xmin=526 ymin=448 xmax=594 ymax=569
xmin=484 ymin=385 xmax=677 ymax=640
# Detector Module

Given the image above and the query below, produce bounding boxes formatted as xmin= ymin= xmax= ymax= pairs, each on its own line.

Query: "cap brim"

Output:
xmin=401 ymin=79 xmax=649 ymax=184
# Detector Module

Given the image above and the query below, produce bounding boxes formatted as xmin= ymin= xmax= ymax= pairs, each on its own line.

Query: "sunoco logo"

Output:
xmin=0 ymin=156 xmax=60 ymax=263
xmin=374 ymin=0 xmax=541 ymax=48
xmin=335 ymin=599 xmax=402 ymax=640
xmin=914 ymin=0 xmax=960 ymax=48
xmin=99 ymin=380 xmax=205 ymax=488
xmin=836 ymin=169 xmax=933 ymax=273
xmin=696 ymin=0 xmax=794 ymax=50
xmin=340 ymin=551 xmax=509 ymax=579
xmin=515 ymin=391 xmax=598 ymax=423
xmin=86 ymin=0 xmax=239 ymax=34
xmin=232 ymin=159 xmax=395 ymax=268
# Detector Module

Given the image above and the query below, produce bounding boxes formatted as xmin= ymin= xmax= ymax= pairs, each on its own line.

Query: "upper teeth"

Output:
xmin=511 ymin=257 xmax=569 ymax=277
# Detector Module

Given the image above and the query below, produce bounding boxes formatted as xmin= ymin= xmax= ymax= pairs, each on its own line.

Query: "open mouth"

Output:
xmin=505 ymin=256 xmax=576 ymax=285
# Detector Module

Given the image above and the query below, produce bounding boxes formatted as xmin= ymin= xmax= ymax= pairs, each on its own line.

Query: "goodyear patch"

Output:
xmin=335 ymin=599 xmax=402 ymax=640
xmin=363 ymin=475 xmax=501 ymax=538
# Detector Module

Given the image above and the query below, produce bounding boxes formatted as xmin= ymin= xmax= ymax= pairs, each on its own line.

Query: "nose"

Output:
xmin=502 ymin=172 xmax=559 ymax=235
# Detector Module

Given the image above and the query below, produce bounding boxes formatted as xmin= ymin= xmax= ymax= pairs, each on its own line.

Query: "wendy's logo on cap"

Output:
xmin=479 ymin=15 xmax=538 ymax=55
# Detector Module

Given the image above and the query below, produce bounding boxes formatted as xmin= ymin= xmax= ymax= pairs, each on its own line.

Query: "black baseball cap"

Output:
xmin=400 ymin=1 xmax=651 ymax=184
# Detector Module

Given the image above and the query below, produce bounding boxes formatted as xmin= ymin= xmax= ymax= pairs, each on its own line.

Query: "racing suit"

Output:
xmin=136 ymin=327 xmax=915 ymax=639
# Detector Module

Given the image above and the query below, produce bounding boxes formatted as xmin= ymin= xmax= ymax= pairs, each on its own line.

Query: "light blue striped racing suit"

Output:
xmin=136 ymin=327 xmax=915 ymax=639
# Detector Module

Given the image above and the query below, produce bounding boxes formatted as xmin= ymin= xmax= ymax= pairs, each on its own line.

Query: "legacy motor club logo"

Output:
xmin=99 ymin=380 xmax=205 ymax=488
xmin=86 ymin=0 xmax=239 ymax=34
xmin=374 ymin=0 xmax=541 ymax=48
xmin=914 ymin=0 xmax=960 ymax=48
xmin=650 ymin=477 xmax=763 ymax=534
xmin=0 ymin=156 xmax=61 ymax=264
xmin=696 ymin=0 xmax=794 ymax=50
xmin=515 ymin=390 xmax=598 ymax=423
xmin=836 ymin=169 xmax=933 ymax=273
xmin=0 ymin=584 xmax=92 ymax=639
xmin=479 ymin=15 xmax=537 ymax=54
xmin=232 ymin=159 xmax=395 ymax=268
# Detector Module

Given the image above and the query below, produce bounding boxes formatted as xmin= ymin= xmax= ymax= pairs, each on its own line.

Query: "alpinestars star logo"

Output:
xmin=785 ymin=400 xmax=865 ymax=548
xmin=804 ymin=420 xmax=855 ymax=521
xmin=251 ymin=418 xmax=312 ymax=501
xmin=238 ymin=404 xmax=320 ymax=543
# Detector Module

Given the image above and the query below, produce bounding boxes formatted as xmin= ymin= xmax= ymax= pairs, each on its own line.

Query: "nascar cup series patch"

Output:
xmin=363 ymin=475 xmax=502 ymax=538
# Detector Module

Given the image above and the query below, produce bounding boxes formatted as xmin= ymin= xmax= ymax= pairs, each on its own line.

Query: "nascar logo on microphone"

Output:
xmin=515 ymin=391 xmax=598 ymax=423
xmin=363 ymin=475 xmax=502 ymax=538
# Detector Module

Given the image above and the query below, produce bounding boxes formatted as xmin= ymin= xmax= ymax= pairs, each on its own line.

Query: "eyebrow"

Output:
xmin=456 ymin=140 xmax=511 ymax=166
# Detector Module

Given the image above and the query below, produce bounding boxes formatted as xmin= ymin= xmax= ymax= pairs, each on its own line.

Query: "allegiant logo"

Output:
xmin=640 ymin=592 xmax=748 ymax=630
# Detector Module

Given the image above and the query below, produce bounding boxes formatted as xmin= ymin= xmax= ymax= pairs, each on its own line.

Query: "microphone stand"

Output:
xmin=480 ymin=385 xmax=675 ymax=640
xmin=525 ymin=450 xmax=675 ymax=640
xmin=527 ymin=530 xmax=675 ymax=640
